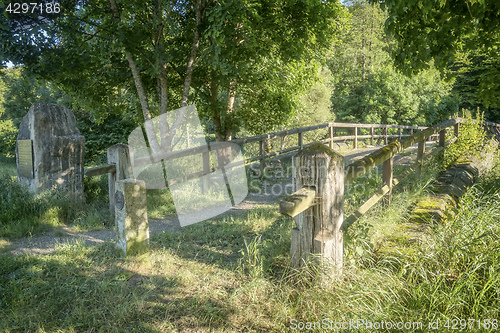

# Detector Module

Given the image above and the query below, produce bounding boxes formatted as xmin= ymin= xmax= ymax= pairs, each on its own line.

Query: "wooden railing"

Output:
xmin=278 ymin=117 xmax=471 ymax=272
xmin=84 ymin=121 xmax=435 ymax=204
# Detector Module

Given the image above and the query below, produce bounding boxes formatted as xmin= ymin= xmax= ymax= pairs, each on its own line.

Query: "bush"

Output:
xmin=0 ymin=119 xmax=17 ymax=157
xmin=443 ymin=109 xmax=497 ymax=169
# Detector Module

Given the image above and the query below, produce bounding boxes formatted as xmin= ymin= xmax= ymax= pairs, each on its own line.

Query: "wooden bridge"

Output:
xmin=84 ymin=117 xmax=500 ymax=262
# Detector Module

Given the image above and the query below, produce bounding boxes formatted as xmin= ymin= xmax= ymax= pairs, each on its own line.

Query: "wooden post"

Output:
xmin=439 ymin=129 xmax=446 ymax=147
xmin=353 ymin=127 xmax=358 ymax=149
xmin=417 ymin=140 xmax=426 ymax=177
xmin=281 ymin=135 xmax=286 ymax=151
xmin=397 ymin=128 xmax=402 ymax=141
xmin=410 ymin=128 xmax=414 ymax=136
xmin=383 ymin=157 xmax=393 ymax=204
xmin=107 ymin=144 xmax=133 ymax=216
xmin=370 ymin=127 xmax=374 ymax=146
xmin=329 ymin=126 xmax=334 ymax=149
xmin=454 ymin=123 xmax=460 ymax=137
xmin=290 ymin=143 xmax=344 ymax=274
xmin=202 ymin=150 xmax=210 ymax=190
xmin=259 ymin=138 xmax=265 ymax=178
xmin=298 ymin=132 xmax=303 ymax=151
xmin=384 ymin=127 xmax=388 ymax=145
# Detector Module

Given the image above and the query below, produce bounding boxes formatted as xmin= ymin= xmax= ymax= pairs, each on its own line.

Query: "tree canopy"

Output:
xmin=374 ymin=0 xmax=500 ymax=109
xmin=0 ymin=0 xmax=347 ymax=146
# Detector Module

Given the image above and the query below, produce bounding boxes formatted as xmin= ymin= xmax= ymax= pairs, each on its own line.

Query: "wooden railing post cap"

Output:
xmin=296 ymin=142 xmax=343 ymax=161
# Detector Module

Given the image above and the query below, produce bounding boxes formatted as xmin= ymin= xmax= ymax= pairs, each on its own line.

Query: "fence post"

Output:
xmin=370 ymin=127 xmax=374 ymax=146
xmin=281 ymin=135 xmax=286 ymax=151
xmin=417 ymin=140 xmax=426 ymax=177
xmin=353 ymin=127 xmax=358 ymax=149
xmin=384 ymin=127 xmax=388 ymax=145
xmin=383 ymin=157 xmax=393 ymax=204
xmin=329 ymin=126 xmax=334 ymax=149
xmin=410 ymin=128 xmax=414 ymax=136
xmin=454 ymin=123 xmax=460 ymax=137
xmin=291 ymin=143 xmax=344 ymax=275
xmin=398 ymin=128 xmax=402 ymax=141
xmin=298 ymin=132 xmax=303 ymax=151
xmin=202 ymin=150 xmax=210 ymax=190
xmin=439 ymin=129 xmax=446 ymax=147
xmin=107 ymin=143 xmax=133 ymax=216
xmin=259 ymin=138 xmax=266 ymax=178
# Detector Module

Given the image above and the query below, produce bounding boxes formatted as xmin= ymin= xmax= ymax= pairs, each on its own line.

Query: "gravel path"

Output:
xmin=4 ymin=143 xmax=434 ymax=256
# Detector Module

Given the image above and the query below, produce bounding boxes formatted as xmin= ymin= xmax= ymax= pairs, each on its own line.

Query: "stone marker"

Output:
xmin=16 ymin=104 xmax=85 ymax=200
xmin=115 ymin=179 xmax=149 ymax=256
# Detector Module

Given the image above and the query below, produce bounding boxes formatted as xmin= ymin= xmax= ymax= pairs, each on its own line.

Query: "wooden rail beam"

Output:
xmin=279 ymin=188 xmax=316 ymax=218
xmin=345 ymin=118 xmax=461 ymax=183
xmin=84 ymin=164 xmax=116 ymax=177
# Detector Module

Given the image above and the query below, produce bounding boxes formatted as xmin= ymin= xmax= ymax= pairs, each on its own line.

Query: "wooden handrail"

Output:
xmin=345 ymin=118 xmax=461 ymax=183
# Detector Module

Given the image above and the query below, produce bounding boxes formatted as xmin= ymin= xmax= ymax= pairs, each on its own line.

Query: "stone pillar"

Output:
xmin=115 ymin=179 xmax=149 ymax=256
xmin=16 ymin=104 xmax=85 ymax=201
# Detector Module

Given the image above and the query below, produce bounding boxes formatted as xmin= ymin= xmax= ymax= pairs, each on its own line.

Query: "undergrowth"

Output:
xmin=1 ymin=142 xmax=500 ymax=331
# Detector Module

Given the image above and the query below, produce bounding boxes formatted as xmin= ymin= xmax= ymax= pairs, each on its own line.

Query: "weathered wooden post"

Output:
xmin=370 ymin=127 xmax=374 ymax=146
xmin=384 ymin=127 xmax=388 ymax=145
xmin=298 ymin=132 xmax=304 ymax=151
xmin=329 ymin=126 xmax=334 ymax=149
xmin=454 ymin=123 xmax=460 ymax=137
xmin=439 ymin=129 xmax=446 ymax=147
xmin=353 ymin=127 xmax=358 ymax=149
xmin=202 ymin=150 xmax=210 ymax=191
xmin=417 ymin=140 xmax=426 ymax=177
xmin=107 ymin=144 xmax=133 ymax=215
xmin=259 ymin=138 xmax=266 ymax=178
xmin=383 ymin=157 xmax=393 ymax=204
xmin=280 ymin=143 xmax=344 ymax=275
xmin=115 ymin=179 xmax=149 ymax=256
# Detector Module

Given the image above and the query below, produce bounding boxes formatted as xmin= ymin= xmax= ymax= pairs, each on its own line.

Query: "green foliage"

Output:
xmin=329 ymin=1 xmax=459 ymax=126
xmin=75 ymin=110 xmax=138 ymax=163
xmin=374 ymin=0 xmax=500 ymax=111
xmin=443 ymin=109 xmax=494 ymax=169
xmin=0 ymin=119 xmax=16 ymax=157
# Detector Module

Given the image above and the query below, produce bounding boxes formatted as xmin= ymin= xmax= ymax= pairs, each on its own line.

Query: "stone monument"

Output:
xmin=16 ymin=104 xmax=85 ymax=200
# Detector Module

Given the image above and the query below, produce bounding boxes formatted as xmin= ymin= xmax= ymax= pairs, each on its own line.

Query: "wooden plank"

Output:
xmin=342 ymin=145 xmax=444 ymax=230
xmin=279 ymin=188 xmax=316 ymax=217
xmin=85 ymin=164 xmax=117 ymax=177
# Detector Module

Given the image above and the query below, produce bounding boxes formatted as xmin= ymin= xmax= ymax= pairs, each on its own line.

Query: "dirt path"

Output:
xmin=4 ymin=143 xmax=434 ymax=256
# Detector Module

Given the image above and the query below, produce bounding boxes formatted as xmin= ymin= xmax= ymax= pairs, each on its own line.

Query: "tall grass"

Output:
xmin=0 ymin=158 xmax=113 ymax=238
xmin=1 ymin=152 xmax=500 ymax=331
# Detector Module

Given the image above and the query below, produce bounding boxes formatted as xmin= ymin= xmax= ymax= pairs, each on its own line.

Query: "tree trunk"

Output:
xmin=180 ymin=0 xmax=202 ymax=107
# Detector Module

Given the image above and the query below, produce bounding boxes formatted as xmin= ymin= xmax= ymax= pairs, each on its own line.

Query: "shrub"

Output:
xmin=443 ymin=109 xmax=497 ymax=169
xmin=0 ymin=119 xmax=17 ymax=157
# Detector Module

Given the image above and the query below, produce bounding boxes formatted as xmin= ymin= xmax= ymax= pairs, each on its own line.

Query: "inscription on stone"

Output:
xmin=18 ymin=139 xmax=34 ymax=179
xmin=115 ymin=191 xmax=124 ymax=210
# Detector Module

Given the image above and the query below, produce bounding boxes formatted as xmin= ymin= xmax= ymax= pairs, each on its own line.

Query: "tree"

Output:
xmin=1 ymin=0 xmax=347 ymax=148
xmin=373 ymin=0 xmax=500 ymax=109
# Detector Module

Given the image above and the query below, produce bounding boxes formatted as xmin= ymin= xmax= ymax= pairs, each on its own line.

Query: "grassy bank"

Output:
xmin=2 ymin=155 xmax=500 ymax=332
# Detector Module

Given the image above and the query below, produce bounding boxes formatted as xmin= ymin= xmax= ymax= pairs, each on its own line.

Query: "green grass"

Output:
xmin=2 ymin=151 xmax=500 ymax=331
xmin=0 ymin=157 xmax=113 ymax=239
